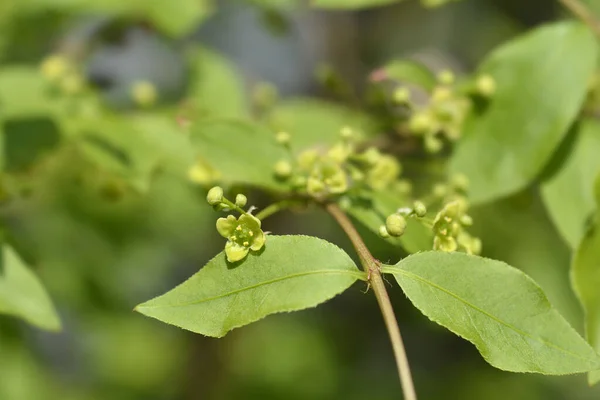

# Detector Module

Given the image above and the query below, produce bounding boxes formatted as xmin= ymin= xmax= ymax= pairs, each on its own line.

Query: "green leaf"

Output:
xmin=0 ymin=245 xmax=61 ymax=331
xmin=541 ymin=120 xmax=600 ymax=248
xmin=189 ymin=118 xmax=289 ymax=191
xmin=135 ymin=235 xmax=363 ymax=337
xmin=469 ymin=193 xmax=583 ymax=332
xmin=371 ymin=59 xmax=437 ymax=91
xmin=346 ymin=191 xmax=432 ymax=254
xmin=450 ymin=21 xmax=597 ymax=204
xmin=311 ymin=0 xmax=401 ymax=9
xmin=73 ymin=114 xmax=191 ymax=192
xmin=20 ymin=0 xmax=214 ymax=37
xmin=267 ymin=99 xmax=377 ymax=153
xmin=383 ymin=251 xmax=600 ymax=375
xmin=187 ymin=47 xmax=247 ymax=119
xmin=3 ymin=117 xmax=62 ymax=172
xmin=0 ymin=66 xmax=63 ymax=119
xmin=572 ymin=175 xmax=600 ymax=385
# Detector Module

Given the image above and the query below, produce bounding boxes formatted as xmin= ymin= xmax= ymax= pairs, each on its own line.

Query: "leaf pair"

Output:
xmin=137 ymin=234 xmax=600 ymax=375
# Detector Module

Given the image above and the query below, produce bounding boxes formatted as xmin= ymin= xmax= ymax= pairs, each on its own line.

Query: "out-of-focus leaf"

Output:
xmin=0 ymin=245 xmax=61 ymax=331
xmin=3 ymin=117 xmax=61 ymax=172
xmin=311 ymin=0 xmax=401 ymax=9
xmin=189 ymin=118 xmax=288 ymax=191
xmin=572 ymin=175 xmax=600 ymax=385
xmin=451 ymin=21 xmax=597 ymax=204
xmin=267 ymin=99 xmax=378 ymax=153
xmin=20 ymin=0 xmax=214 ymax=37
xmin=187 ymin=46 xmax=247 ymax=119
xmin=541 ymin=120 xmax=600 ymax=248
xmin=136 ymin=235 xmax=363 ymax=337
xmin=73 ymin=113 xmax=192 ymax=192
xmin=0 ymin=66 xmax=62 ymax=119
xmin=371 ymin=59 xmax=437 ymax=91
xmin=383 ymin=251 xmax=600 ymax=374
xmin=346 ymin=191 xmax=431 ymax=254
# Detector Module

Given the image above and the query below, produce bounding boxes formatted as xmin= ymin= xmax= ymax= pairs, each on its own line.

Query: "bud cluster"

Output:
xmin=432 ymin=200 xmax=481 ymax=255
xmin=273 ymin=128 xmax=402 ymax=200
xmin=393 ymin=69 xmax=496 ymax=154
xmin=428 ymin=174 xmax=481 ymax=255
xmin=378 ymin=200 xmax=428 ymax=239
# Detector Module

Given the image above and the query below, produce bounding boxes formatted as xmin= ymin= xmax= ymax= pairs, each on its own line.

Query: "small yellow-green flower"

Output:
xmin=217 ymin=214 xmax=266 ymax=262
xmin=307 ymin=159 xmax=348 ymax=197
xmin=367 ymin=154 xmax=401 ymax=191
xmin=131 ymin=80 xmax=158 ymax=107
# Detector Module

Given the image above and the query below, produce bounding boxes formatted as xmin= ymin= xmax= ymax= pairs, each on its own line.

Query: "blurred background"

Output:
xmin=1 ymin=0 xmax=599 ymax=399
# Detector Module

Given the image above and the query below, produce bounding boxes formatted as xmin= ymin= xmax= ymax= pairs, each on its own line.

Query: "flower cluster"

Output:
xmin=432 ymin=200 xmax=481 ymax=255
xmin=427 ymin=174 xmax=482 ymax=255
xmin=206 ymin=186 xmax=266 ymax=263
xmin=273 ymin=128 xmax=402 ymax=200
xmin=393 ymin=70 xmax=496 ymax=154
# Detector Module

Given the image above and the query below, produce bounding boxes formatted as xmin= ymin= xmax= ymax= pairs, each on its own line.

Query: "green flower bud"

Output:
xmin=40 ymin=54 xmax=70 ymax=82
xmin=451 ymin=173 xmax=470 ymax=191
xmin=393 ymin=87 xmax=411 ymax=104
xmin=476 ymin=74 xmax=496 ymax=97
xmin=188 ymin=159 xmax=221 ymax=185
xmin=206 ymin=186 xmax=224 ymax=206
xmin=431 ymin=87 xmax=453 ymax=103
xmin=424 ymin=135 xmax=443 ymax=153
xmin=379 ymin=225 xmax=390 ymax=238
xmin=235 ymin=193 xmax=248 ymax=208
xmin=460 ymin=214 xmax=473 ymax=226
xmin=338 ymin=196 xmax=352 ymax=210
xmin=327 ymin=143 xmax=352 ymax=163
xmin=275 ymin=131 xmax=291 ymax=146
xmin=307 ymin=176 xmax=326 ymax=196
xmin=131 ymin=80 xmax=157 ymax=107
xmin=394 ymin=180 xmax=412 ymax=195
xmin=432 ymin=183 xmax=447 ymax=198
xmin=340 ymin=126 xmax=355 ymax=140
xmin=292 ymin=175 xmax=307 ymax=188
xmin=361 ymin=147 xmax=382 ymax=166
xmin=437 ymin=69 xmax=455 ymax=85
xmin=409 ymin=112 xmax=433 ymax=135
xmin=413 ymin=201 xmax=427 ymax=218
xmin=386 ymin=214 xmax=407 ymax=237
xmin=60 ymin=73 xmax=84 ymax=95
xmin=367 ymin=155 xmax=401 ymax=191
xmin=297 ymin=149 xmax=319 ymax=170
xmin=442 ymin=201 xmax=461 ymax=219
xmin=252 ymin=81 xmax=278 ymax=109
xmin=274 ymin=160 xmax=293 ymax=179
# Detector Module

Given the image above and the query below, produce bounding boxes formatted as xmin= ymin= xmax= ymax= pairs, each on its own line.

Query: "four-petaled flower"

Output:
xmin=216 ymin=214 xmax=266 ymax=263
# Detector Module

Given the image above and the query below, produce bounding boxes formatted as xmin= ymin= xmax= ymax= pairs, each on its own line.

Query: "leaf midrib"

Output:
xmin=138 ymin=269 xmax=364 ymax=309
xmin=388 ymin=267 xmax=597 ymax=363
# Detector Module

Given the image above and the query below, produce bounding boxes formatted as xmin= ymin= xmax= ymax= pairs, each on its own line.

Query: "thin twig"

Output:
xmin=325 ymin=203 xmax=417 ymax=400
xmin=560 ymin=0 xmax=600 ymax=37
xmin=255 ymin=199 xmax=306 ymax=221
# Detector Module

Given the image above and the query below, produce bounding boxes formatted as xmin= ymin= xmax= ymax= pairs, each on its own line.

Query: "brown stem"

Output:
xmin=325 ymin=203 xmax=417 ymax=400
xmin=559 ymin=0 xmax=600 ymax=37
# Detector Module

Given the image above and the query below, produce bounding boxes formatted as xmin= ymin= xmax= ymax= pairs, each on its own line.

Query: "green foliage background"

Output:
xmin=2 ymin=0 xmax=600 ymax=399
